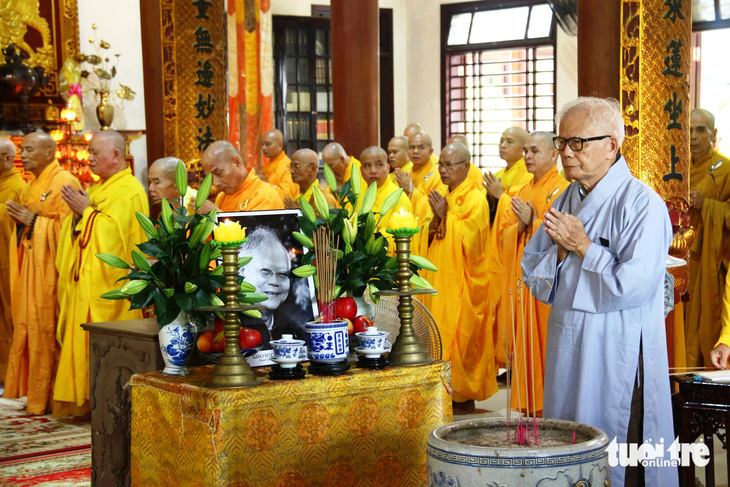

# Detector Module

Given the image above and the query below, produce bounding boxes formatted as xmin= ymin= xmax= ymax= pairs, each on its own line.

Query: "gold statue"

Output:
xmin=0 ymin=0 xmax=54 ymax=71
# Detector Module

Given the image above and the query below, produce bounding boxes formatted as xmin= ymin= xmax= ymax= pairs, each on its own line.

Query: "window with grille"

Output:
xmin=442 ymin=1 xmax=557 ymax=171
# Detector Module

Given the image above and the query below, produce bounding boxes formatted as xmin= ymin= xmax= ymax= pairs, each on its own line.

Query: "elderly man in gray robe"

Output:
xmin=522 ymin=97 xmax=677 ymax=487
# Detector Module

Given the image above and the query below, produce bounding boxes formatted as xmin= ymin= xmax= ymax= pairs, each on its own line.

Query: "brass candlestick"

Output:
xmin=200 ymin=246 xmax=260 ymax=387
xmin=384 ymin=235 xmax=434 ymax=366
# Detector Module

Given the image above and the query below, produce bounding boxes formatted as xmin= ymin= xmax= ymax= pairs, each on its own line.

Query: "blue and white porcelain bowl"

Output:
xmin=270 ymin=334 xmax=306 ymax=368
xmin=305 ymin=320 xmax=349 ymax=363
xmin=356 ymin=328 xmax=389 ymax=351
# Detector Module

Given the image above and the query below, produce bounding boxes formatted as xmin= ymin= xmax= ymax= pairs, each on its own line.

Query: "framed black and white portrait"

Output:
xmin=217 ymin=209 xmax=317 ymax=366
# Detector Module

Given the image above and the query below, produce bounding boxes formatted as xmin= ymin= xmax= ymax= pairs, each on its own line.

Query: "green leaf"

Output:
xmin=121 ymin=280 xmax=149 ymax=295
xmin=243 ymin=309 xmax=262 ymax=319
xmin=96 ymin=253 xmax=131 ymax=269
xmin=199 ymin=243 xmax=212 ymax=271
xmin=163 ymin=288 xmax=175 ymax=298
xmin=131 ymin=249 xmax=152 ymax=272
xmin=135 ymin=212 xmax=158 ymax=239
xmin=211 ymin=265 xmax=224 ymax=275
xmin=358 ymin=180 xmax=378 ymax=215
xmin=384 ymin=257 xmax=397 ymax=269
xmin=312 ymin=186 xmax=331 ymax=222
xmin=238 ymin=256 xmax=253 ymax=268
xmin=239 ymin=293 xmax=268 ymax=304
xmin=410 ymin=274 xmax=436 ymax=291
xmin=410 ymin=254 xmax=438 ymax=272
xmin=299 ymin=197 xmax=316 ymax=224
xmin=196 ymin=173 xmax=213 ymax=210
xmin=292 ymin=265 xmax=316 ymax=278
xmin=292 ymin=231 xmax=314 ymax=249
xmin=173 ymin=292 xmax=192 ymax=311
xmin=160 ymin=198 xmax=174 ymax=233
xmin=176 ymin=161 xmax=188 ymax=197
xmin=350 ymin=164 xmax=362 ymax=197
xmin=184 ymin=282 xmax=198 ymax=294
xmin=323 ymin=162 xmax=337 ymax=193
xmin=240 ymin=281 xmax=256 ymax=292
xmin=369 ymin=282 xmax=380 ymax=305
xmin=210 ymin=294 xmax=224 ymax=307
xmin=100 ymin=289 xmax=128 ymax=300
xmin=379 ymin=188 xmax=405 ymax=219
xmin=364 ymin=211 xmax=376 ymax=237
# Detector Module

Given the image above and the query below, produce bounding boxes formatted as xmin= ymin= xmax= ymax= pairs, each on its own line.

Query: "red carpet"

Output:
xmin=0 ymin=397 xmax=91 ymax=486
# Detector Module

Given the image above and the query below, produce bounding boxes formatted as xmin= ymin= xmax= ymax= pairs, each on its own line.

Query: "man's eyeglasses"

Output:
xmin=437 ymin=160 xmax=467 ymax=169
xmin=553 ymin=135 xmax=611 ymax=152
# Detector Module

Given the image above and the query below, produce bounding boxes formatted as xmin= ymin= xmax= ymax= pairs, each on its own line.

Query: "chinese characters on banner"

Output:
xmin=661 ymin=0 xmax=685 ymax=182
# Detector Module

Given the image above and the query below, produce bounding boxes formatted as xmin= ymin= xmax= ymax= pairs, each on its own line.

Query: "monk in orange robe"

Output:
xmin=686 ymin=108 xmax=730 ymax=367
xmin=201 ymin=141 xmax=284 ymax=213
xmin=284 ymin=148 xmax=337 ymax=211
xmin=483 ymin=127 xmax=532 ymax=220
xmin=490 ymin=132 xmax=569 ymax=414
xmin=4 ymin=132 xmax=80 ymax=414
xmin=421 ymin=142 xmax=496 ymax=414
xmin=260 ymin=129 xmax=297 ymax=203
xmin=53 ymin=131 xmax=148 ymax=416
xmin=322 ymin=142 xmax=362 ymax=194
xmin=0 ymin=138 xmax=24 ymax=378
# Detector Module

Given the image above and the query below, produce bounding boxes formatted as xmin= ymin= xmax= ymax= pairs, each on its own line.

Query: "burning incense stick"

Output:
xmin=528 ymin=287 xmax=538 ymax=445
xmin=509 ymin=285 xmax=523 ymax=443
xmin=506 ymin=287 xmax=513 ymax=442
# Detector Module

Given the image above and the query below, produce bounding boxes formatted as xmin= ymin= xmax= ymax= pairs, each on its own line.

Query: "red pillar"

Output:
xmin=577 ymin=0 xmax=621 ymax=98
xmin=331 ymin=0 xmax=379 ymax=157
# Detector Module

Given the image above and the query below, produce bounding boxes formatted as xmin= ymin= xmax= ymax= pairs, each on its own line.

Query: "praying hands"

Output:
xmin=60 ymin=184 xmax=90 ymax=218
xmin=510 ymin=197 xmax=534 ymax=233
xmin=543 ymin=207 xmax=592 ymax=261
xmin=6 ymin=200 xmax=35 ymax=226
xmin=483 ymin=171 xmax=503 ymax=199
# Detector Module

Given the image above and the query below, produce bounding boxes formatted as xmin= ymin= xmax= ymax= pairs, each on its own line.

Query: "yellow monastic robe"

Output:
xmin=53 ymin=168 xmax=148 ymax=414
xmin=0 ymin=167 xmax=25 ymax=378
xmin=422 ymin=179 xmax=496 ymax=402
xmin=296 ymin=179 xmax=338 ymax=209
xmin=388 ymin=161 xmax=413 ymax=185
xmin=713 ymin=270 xmax=730 ymax=348
xmin=369 ymin=178 xmax=413 ymax=254
xmin=412 ymin=159 xmax=444 ymax=194
xmin=495 ymin=158 xmax=532 ymax=195
xmin=4 ymin=162 xmax=79 ymax=414
xmin=490 ymin=167 xmax=568 ymax=413
xmin=467 ymin=164 xmax=486 ymax=195
xmin=262 ymin=151 xmax=298 ymax=203
xmin=686 ymin=150 xmax=730 ymax=366
xmin=215 ymin=170 xmax=284 ymax=212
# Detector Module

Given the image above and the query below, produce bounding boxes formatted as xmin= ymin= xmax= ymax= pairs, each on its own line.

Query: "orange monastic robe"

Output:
xmin=53 ymin=168 xmax=148 ymax=415
xmin=262 ymin=151 xmax=298 ymax=203
xmin=686 ymin=149 xmax=730 ymax=366
xmin=422 ymin=179 xmax=496 ymax=402
xmin=4 ymin=162 xmax=79 ymax=414
xmin=215 ymin=170 xmax=284 ymax=212
xmin=0 ymin=167 xmax=25 ymax=377
xmin=491 ymin=167 xmax=568 ymax=413
xmin=495 ymin=158 xmax=532 ymax=194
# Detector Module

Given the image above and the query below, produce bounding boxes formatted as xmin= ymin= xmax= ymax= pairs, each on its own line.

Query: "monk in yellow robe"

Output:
xmin=483 ymin=127 xmax=532 ymax=217
xmin=0 ymin=138 xmax=24 ymax=378
xmin=4 ymin=133 xmax=80 ymax=414
xmin=490 ymin=132 xmax=569 ymax=414
xmin=148 ymin=157 xmax=198 ymax=213
xmin=260 ymin=129 xmax=297 ymax=203
xmin=322 ymin=142 xmax=362 ymax=194
xmin=387 ymin=136 xmax=412 ymax=185
xmin=200 ymin=141 xmax=284 ymax=213
xmin=422 ymin=143 xmax=496 ymax=414
xmin=449 ymin=134 xmax=486 ymax=192
xmin=709 ymin=271 xmax=730 ymax=368
xmin=360 ymin=146 xmax=412 ymax=249
xmin=685 ymin=108 xmax=730 ymax=367
xmin=54 ymin=131 xmax=148 ymax=416
xmin=284 ymin=148 xmax=337 ymax=211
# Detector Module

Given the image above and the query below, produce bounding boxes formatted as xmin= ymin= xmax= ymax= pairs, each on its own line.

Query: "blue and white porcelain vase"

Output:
xmin=305 ymin=320 xmax=349 ymax=362
xmin=158 ymin=312 xmax=196 ymax=376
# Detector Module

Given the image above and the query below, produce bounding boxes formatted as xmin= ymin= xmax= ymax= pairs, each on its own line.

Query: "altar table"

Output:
xmin=129 ymin=361 xmax=452 ymax=486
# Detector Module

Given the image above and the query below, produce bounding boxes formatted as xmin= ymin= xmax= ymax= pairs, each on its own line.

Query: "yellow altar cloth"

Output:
xmin=130 ymin=362 xmax=452 ymax=486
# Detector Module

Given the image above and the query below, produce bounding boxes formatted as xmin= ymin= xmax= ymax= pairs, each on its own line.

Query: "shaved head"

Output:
xmin=0 ymin=138 xmax=16 ymax=173
xmin=499 ymin=127 xmax=529 ymax=166
xmin=387 ymin=136 xmax=409 ymax=169
xmin=407 ymin=132 xmax=433 ymax=169
xmin=201 ymin=140 xmax=248 ymax=195
xmin=322 ymin=142 xmax=350 ymax=178
xmin=438 ymin=143 xmax=471 ymax=191
xmin=360 ymin=146 xmax=389 ymax=187
xmin=149 ymin=157 xmax=183 ymax=200
xmin=290 ymin=148 xmax=319 ymax=189
xmin=403 ymin=123 xmax=423 ymax=139
xmin=262 ymin=128 xmax=284 ymax=160
xmin=20 ymin=132 xmax=57 ymax=178
xmin=88 ymin=130 xmax=128 ymax=182
xmin=448 ymin=134 xmax=469 ymax=147
xmin=523 ymin=132 xmax=558 ymax=182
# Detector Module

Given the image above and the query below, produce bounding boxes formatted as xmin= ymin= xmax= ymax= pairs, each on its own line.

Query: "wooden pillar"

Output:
xmin=577 ymin=0 xmax=621 ymax=98
xmin=331 ymin=0 xmax=379 ymax=156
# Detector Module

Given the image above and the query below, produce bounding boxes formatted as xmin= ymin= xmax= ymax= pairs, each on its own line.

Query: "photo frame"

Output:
xmin=217 ymin=209 xmax=317 ymax=366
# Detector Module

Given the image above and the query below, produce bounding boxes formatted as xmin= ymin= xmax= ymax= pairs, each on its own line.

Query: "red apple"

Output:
xmin=342 ymin=318 xmax=354 ymax=336
xmin=197 ymin=330 xmax=216 ymax=353
xmin=212 ymin=330 xmax=226 ymax=352
xmin=239 ymin=327 xmax=262 ymax=349
xmin=335 ymin=297 xmax=357 ymax=322
xmin=353 ymin=315 xmax=374 ymax=334
xmin=214 ymin=316 xmax=224 ymax=333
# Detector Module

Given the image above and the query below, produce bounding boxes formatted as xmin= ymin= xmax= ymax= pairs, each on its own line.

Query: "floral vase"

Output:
xmin=96 ymin=90 xmax=114 ymax=130
xmin=158 ymin=312 xmax=196 ymax=376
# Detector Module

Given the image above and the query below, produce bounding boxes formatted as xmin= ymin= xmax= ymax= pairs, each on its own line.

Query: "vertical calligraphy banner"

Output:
xmin=160 ymin=0 xmax=227 ymax=165
xmin=620 ymin=0 xmax=691 ymax=261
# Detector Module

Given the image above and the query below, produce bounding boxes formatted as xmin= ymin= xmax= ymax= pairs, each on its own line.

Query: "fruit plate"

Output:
xmin=198 ymin=345 xmax=263 ymax=363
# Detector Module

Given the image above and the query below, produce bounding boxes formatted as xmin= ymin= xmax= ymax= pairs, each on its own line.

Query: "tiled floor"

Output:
xmin=456 ymin=378 xmax=728 ymax=487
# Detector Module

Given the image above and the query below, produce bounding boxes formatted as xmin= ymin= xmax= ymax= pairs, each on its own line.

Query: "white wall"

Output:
xmin=77 ymin=0 xmax=147 ymax=186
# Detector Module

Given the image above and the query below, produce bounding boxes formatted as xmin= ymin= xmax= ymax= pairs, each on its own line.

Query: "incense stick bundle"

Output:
xmin=528 ymin=286 xmax=538 ymax=445
xmin=313 ymin=228 xmax=339 ymax=322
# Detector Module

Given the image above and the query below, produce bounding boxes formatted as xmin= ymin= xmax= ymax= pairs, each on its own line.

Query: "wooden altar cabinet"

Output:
xmin=129 ymin=361 xmax=452 ymax=486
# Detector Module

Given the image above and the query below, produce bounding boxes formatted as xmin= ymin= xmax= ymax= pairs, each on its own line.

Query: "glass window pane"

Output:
xmin=448 ymin=13 xmax=472 ymax=45
xmin=298 ymin=58 xmax=310 ymax=84
xmin=469 ymin=7 xmax=529 ymax=44
xmin=527 ymin=4 xmax=554 ymax=39
xmin=693 ymin=1 xmax=716 ymax=21
xmin=315 ymin=30 xmax=326 ymax=56
xmin=721 ymin=0 xmax=730 ymax=19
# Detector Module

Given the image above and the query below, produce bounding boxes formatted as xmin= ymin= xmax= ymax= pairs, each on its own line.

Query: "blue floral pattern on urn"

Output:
xmin=430 ymin=471 xmax=459 ymax=487
xmin=159 ymin=320 xmax=196 ymax=376
xmin=305 ymin=321 xmax=348 ymax=362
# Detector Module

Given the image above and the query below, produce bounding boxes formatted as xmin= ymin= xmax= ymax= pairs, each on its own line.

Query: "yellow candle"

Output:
xmin=388 ymin=207 xmax=418 ymax=230
xmin=214 ymin=220 xmax=247 ymax=243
